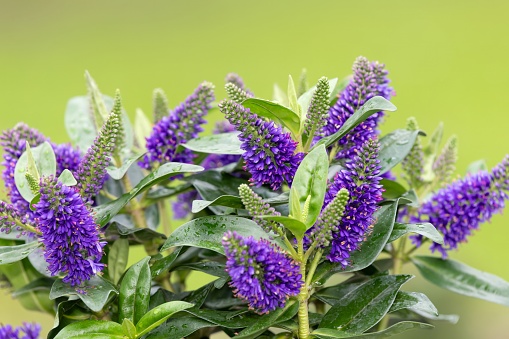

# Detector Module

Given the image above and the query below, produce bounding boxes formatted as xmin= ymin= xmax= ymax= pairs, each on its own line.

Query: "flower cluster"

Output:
xmin=222 ymin=231 xmax=302 ymax=314
xmin=322 ymin=139 xmax=383 ymax=266
xmin=0 ymin=323 xmax=41 ymax=339
xmin=411 ymin=158 xmax=509 ymax=257
xmin=321 ymin=56 xmax=393 ymax=160
xmin=219 ymin=100 xmax=304 ymax=190
xmin=35 ymin=176 xmax=105 ymax=286
xmin=139 ymin=82 xmax=215 ymax=169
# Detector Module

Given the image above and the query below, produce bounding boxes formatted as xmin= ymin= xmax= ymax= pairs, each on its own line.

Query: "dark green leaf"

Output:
xmin=136 ymin=301 xmax=194 ymax=336
xmin=191 ymin=195 xmax=244 ymax=213
xmin=313 ymin=96 xmax=397 ymax=149
xmin=181 ymin=132 xmax=243 ymax=155
xmin=47 ymin=300 xmax=92 ymax=339
xmin=242 ymin=98 xmax=301 ymax=137
xmin=182 ymin=308 xmax=256 ymax=329
xmin=312 ymin=321 xmax=433 ymax=338
xmin=380 ymin=179 xmax=407 ymax=200
xmin=49 ymin=275 xmax=118 ymax=313
xmin=412 ymin=256 xmax=509 ymax=307
xmin=105 ymin=222 xmax=166 ymax=244
xmin=150 ymin=247 xmax=183 ymax=278
xmin=235 ymin=301 xmax=299 ymax=338
xmin=389 ymin=291 xmax=438 ymax=315
xmin=146 ymin=183 xmax=193 ymax=200
xmin=400 ymin=190 xmax=419 ymax=207
xmin=119 ymin=256 xmax=151 ymax=324
xmin=260 ymin=215 xmax=308 ymax=239
xmin=388 ymin=222 xmax=443 ymax=244
xmin=319 ymin=275 xmax=413 ymax=334
xmin=145 ymin=316 xmax=214 ymax=339
xmin=262 ymin=191 xmax=290 ymax=205
xmin=466 ymin=159 xmax=488 ymax=174
xmin=52 ymin=320 xmax=124 ymax=339
xmin=160 ymin=215 xmax=277 ymax=255
xmin=173 ymin=262 xmax=228 ymax=280
xmin=289 ymin=145 xmax=328 ymax=228
xmin=0 ymin=241 xmax=42 ymax=264
xmin=314 ymin=281 xmax=365 ymax=306
xmin=106 ymin=152 xmax=146 ymax=180
xmin=108 ymin=238 xmax=129 ymax=285
xmin=94 ymin=162 xmax=203 ymax=226
xmin=379 ymin=130 xmax=422 ymax=174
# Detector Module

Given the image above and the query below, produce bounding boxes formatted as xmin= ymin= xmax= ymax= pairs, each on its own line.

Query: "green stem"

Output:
xmin=296 ymin=238 xmax=310 ymax=339
xmin=305 ymin=250 xmax=322 ymax=287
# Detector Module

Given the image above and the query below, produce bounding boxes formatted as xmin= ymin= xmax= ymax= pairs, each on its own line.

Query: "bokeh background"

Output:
xmin=1 ymin=1 xmax=509 ymax=338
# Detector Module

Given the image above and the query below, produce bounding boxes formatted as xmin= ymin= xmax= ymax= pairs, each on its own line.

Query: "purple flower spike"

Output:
xmin=411 ymin=162 xmax=509 ymax=257
xmin=321 ymin=57 xmax=393 ymax=160
xmin=222 ymin=231 xmax=302 ymax=314
xmin=19 ymin=323 xmax=41 ymax=339
xmin=218 ymin=100 xmax=304 ymax=190
xmin=53 ymin=143 xmax=82 ymax=176
xmin=324 ymin=139 xmax=383 ymax=266
xmin=140 ymin=82 xmax=215 ymax=169
xmin=0 ymin=323 xmax=41 ymax=339
xmin=35 ymin=176 xmax=105 ymax=286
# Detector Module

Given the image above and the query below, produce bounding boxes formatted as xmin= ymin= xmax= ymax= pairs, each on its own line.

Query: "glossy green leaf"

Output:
xmin=108 ymin=238 xmax=129 ymax=285
xmin=389 ymin=291 xmax=438 ymax=315
xmin=319 ymin=275 xmax=413 ymax=334
xmin=145 ymin=316 xmax=214 ymax=339
xmin=235 ymin=301 xmax=299 ymax=338
xmin=380 ymin=179 xmax=407 ymax=199
xmin=50 ymin=275 xmax=118 ymax=312
xmin=106 ymin=152 xmax=146 ymax=180
xmin=136 ymin=301 xmax=194 ymax=336
xmin=160 ymin=216 xmax=277 ymax=255
xmin=289 ymin=144 xmax=328 ymax=228
xmin=122 ymin=319 xmax=136 ymax=339
xmin=182 ymin=132 xmax=243 ymax=155
xmin=182 ymin=308 xmax=257 ymax=329
xmin=14 ymin=141 xmax=56 ymax=202
xmin=191 ymin=195 xmax=244 ymax=213
xmin=0 ymin=241 xmax=42 ymax=264
xmin=146 ymin=183 xmax=193 ymax=200
xmin=94 ymin=162 xmax=203 ymax=226
xmin=388 ymin=222 xmax=443 ymax=244
xmin=134 ymin=108 xmax=153 ymax=149
xmin=313 ymin=96 xmax=396 ymax=149
xmin=119 ymin=256 xmax=151 ymax=324
xmin=47 ymin=300 xmax=91 ymax=339
xmin=262 ymin=191 xmax=290 ymax=205
xmin=57 ymin=169 xmax=77 ymax=186
xmin=105 ymin=222 xmax=166 ymax=244
xmin=260 ymin=215 xmax=308 ymax=239
xmin=52 ymin=320 xmax=124 ymax=339
xmin=312 ymin=321 xmax=433 ymax=338
xmin=412 ymin=256 xmax=509 ymax=307
xmin=466 ymin=159 xmax=488 ymax=174
xmin=242 ymin=98 xmax=301 ymax=137
xmin=378 ymin=129 xmax=422 ymax=174
xmin=150 ymin=247 xmax=183 ymax=278
xmin=173 ymin=262 xmax=228 ymax=280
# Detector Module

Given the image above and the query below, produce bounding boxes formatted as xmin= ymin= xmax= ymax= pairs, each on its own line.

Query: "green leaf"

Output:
xmin=160 ymin=215 xmax=278 ymax=255
xmin=412 ymin=256 xmax=509 ymax=307
xmin=122 ymin=319 xmax=137 ymax=339
xmin=134 ymin=108 xmax=153 ymax=149
xmin=150 ymin=247 xmax=183 ymax=278
xmin=11 ymin=277 xmax=54 ymax=297
xmin=105 ymin=222 xmax=167 ymax=244
xmin=181 ymin=132 xmax=243 ymax=155
xmin=64 ymin=96 xmax=98 ymax=152
xmin=313 ymin=96 xmax=397 ymax=149
xmin=145 ymin=316 xmax=214 ymax=339
xmin=388 ymin=222 xmax=443 ymax=244
xmin=57 ymin=169 xmax=78 ymax=186
xmin=262 ymin=191 xmax=290 ymax=205
xmin=0 ymin=241 xmax=42 ymax=264
xmin=172 ymin=262 xmax=228 ymax=280
xmin=108 ymin=238 xmax=129 ymax=285
xmin=298 ymin=77 xmax=337 ymax=116
xmin=242 ymin=98 xmax=301 ymax=138
xmin=53 ymin=320 xmax=124 ymax=339
xmin=389 ymin=291 xmax=438 ymax=315
xmin=378 ymin=129 xmax=422 ymax=174
xmin=235 ymin=301 xmax=299 ymax=338
xmin=25 ymin=143 xmax=40 ymax=184
xmin=319 ymin=275 xmax=413 ymax=334
xmin=273 ymin=83 xmax=289 ymax=106
xmin=260 ymin=215 xmax=308 ymax=239
xmin=289 ymin=144 xmax=328 ymax=228
xmin=14 ymin=141 xmax=56 ymax=202
xmin=85 ymin=71 xmax=110 ymax=129
xmin=106 ymin=152 xmax=146 ymax=180
xmin=119 ymin=256 xmax=151 ymax=324
xmin=94 ymin=162 xmax=203 ymax=226
xmin=136 ymin=301 xmax=194 ymax=337
xmin=329 ymin=76 xmax=350 ymax=106
xmin=49 ymin=275 xmax=118 ymax=312
xmin=466 ymin=159 xmax=488 ymax=174
xmin=311 ymin=321 xmax=433 ymax=339
xmin=380 ymin=179 xmax=407 ymax=199
xmin=191 ymin=195 xmax=244 ymax=214
xmin=288 ymin=74 xmax=300 ymax=116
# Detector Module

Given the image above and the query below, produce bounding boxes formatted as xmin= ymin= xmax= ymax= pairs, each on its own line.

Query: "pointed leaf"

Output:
xmin=191 ymin=195 xmax=244 ymax=214
xmin=273 ymin=83 xmax=289 ymax=106
xmin=136 ymin=301 xmax=194 ymax=337
xmin=145 ymin=316 xmax=214 ymax=339
xmin=235 ymin=301 xmax=299 ymax=338
xmin=378 ymin=129 xmax=422 ymax=174
xmin=290 ymin=145 xmax=328 ymax=228
xmin=64 ymin=96 xmax=98 ymax=152
xmin=85 ymin=71 xmax=110 ymax=128
xmin=106 ymin=152 xmax=146 ymax=180
xmin=119 ymin=256 xmax=151 ymax=324
xmin=94 ymin=162 xmax=203 ymax=226
xmin=49 ymin=275 xmax=118 ymax=312
xmin=389 ymin=291 xmax=438 ymax=315
xmin=312 ymin=321 xmax=433 ymax=338
xmin=388 ymin=222 xmax=443 ymax=244
xmin=380 ymin=179 xmax=407 ymax=199
xmin=122 ymin=319 xmax=136 ymax=339
xmin=313 ymin=96 xmax=397 ymax=149
xmin=134 ymin=108 xmax=153 ymax=149
xmin=181 ymin=132 xmax=243 ymax=155
xmin=466 ymin=159 xmax=488 ymax=174
xmin=52 ymin=320 xmax=124 ymax=339
xmin=412 ymin=256 xmax=509 ymax=307
xmin=108 ymin=238 xmax=129 ymax=285
xmin=0 ymin=241 xmax=42 ymax=264
xmin=319 ymin=275 xmax=413 ymax=334
xmin=242 ymin=98 xmax=301 ymax=137
xmin=57 ymin=169 xmax=77 ymax=186
xmin=160 ymin=216 xmax=277 ymax=255
xmin=150 ymin=247 xmax=183 ymax=278
xmin=260 ymin=215 xmax=307 ymax=239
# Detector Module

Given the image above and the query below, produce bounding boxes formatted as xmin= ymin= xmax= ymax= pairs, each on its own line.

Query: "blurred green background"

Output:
xmin=1 ymin=0 xmax=508 ymax=338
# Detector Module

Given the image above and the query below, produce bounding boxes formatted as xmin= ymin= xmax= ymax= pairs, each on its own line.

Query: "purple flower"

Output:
xmin=411 ymin=165 xmax=508 ymax=257
xmin=321 ymin=57 xmax=393 ymax=160
xmin=222 ymin=231 xmax=302 ymax=314
xmin=218 ymin=100 xmax=304 ymax=190
xmin=35 ymin=176 xmax=105 ymax=286
xmin=0 ymin=324 xmax=19 ymax=339
xmin=140 ymin=82 xmax=215 ymax=169
xmin=0 ymin=323 xmax=41 ymax=339
xmin=323 ymin=139 xmax=383 ymax=266
xmin=0 ymin=201 xmax=36 ymax=236
xmin=19 ymin=323 xmax=41 ymax=339
xmin=53 ymin=143 xmax=82 ymax=176
xmin=225 ymin=73 xmax=254 ymax=97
